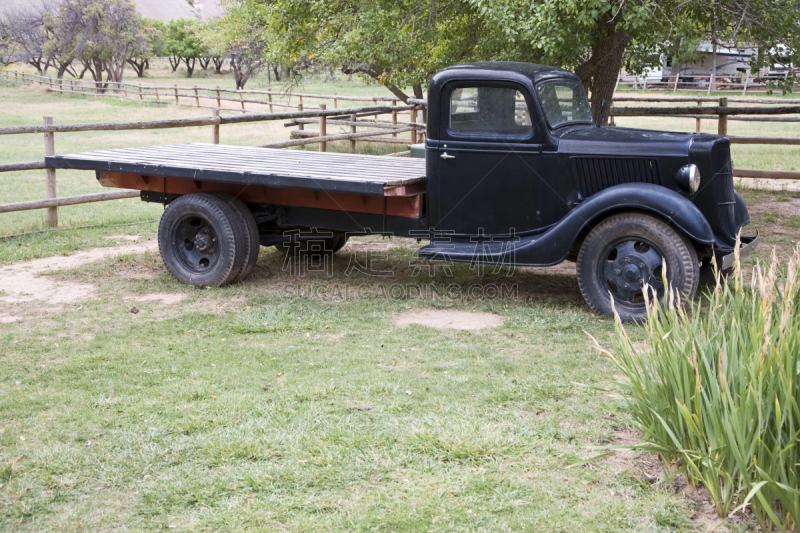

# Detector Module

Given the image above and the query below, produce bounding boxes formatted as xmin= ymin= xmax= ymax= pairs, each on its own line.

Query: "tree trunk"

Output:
xmin=127 ymin=58 xmax=146 ymax=78
xmin=169 ymin=56 xmax=179 ymax=72
xmin=669 ymin=62 xmax=684 ymax=90
xmin=273 ymin=65 xmax=280 ymax=81
xmin=28 ymin=57 xmax=44 ymax=72
xmin=199 ymin=57 xmax=210 ymax=70
xmin=574 ymin=20 xmax=631 ymax=124
xmin=183 ymin=57 xmax=195 ymax=78
xmin=56 ymin=61 xmax=72 ymax=79
xmin=213 ymin=57 xmax=223 ymax=73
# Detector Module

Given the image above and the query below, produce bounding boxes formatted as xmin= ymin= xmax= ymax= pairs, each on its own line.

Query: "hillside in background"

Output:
xmin=0 ymin=0 xmax=225 ymax=21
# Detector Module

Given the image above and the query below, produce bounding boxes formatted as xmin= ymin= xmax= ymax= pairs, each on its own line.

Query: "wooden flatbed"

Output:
xmin=46 ymin=143 xmax=428 ymax=218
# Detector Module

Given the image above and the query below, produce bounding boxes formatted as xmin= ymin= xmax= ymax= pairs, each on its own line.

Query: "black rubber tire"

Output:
xmin=210 ymin=192 xmax=260 ymax=281
xmin=274 ymin=231 xmax=349 ymax=254
xmin=576 ymin=212 xmax=699 ymax=321
xmin=158 ymin=193 xmax=244 ymax=287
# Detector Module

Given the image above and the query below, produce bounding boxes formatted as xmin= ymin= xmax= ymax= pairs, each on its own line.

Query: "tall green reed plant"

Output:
xmin=593 ymin=245 xmax=800 ymax=532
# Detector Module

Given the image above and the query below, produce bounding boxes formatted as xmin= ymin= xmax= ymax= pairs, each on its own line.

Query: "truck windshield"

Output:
xmin=535 ymin=79 xmax=593 ymax=128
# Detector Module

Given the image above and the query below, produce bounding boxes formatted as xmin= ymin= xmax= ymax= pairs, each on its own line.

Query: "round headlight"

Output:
xmin=675 ymin=164 xmax=701 ymax=194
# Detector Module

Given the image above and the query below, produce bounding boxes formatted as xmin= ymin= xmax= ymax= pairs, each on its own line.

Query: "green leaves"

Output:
xmin=163 ymin=19 xmax=208 ymax=60
xmin=601 ymin=247 xmax=800 ymax=532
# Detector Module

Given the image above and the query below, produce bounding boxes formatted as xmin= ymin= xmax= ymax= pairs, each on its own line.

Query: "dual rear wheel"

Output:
xmin=158 ymin=192 xmax=260 ymax=287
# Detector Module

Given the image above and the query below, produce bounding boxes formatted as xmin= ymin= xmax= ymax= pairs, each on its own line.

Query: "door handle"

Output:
xmin=440 ymin=152 xmax=455 ymax=160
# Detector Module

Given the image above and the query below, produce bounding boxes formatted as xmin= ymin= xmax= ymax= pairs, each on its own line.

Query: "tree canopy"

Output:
xmin=230 ymin=0 xmax=800 ymax=119
xmin=200 ymin=2 xmax=266 ymax=89
xmin=163 ymin=18 xmax=208 ymax=77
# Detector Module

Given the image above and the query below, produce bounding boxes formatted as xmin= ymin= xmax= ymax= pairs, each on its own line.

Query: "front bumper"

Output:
xmin=720 ymin=232 xmax=759 ymax=270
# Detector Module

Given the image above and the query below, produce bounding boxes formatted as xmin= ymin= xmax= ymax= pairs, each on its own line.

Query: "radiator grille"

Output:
xmin=571 ymin=157 xmax=661 ymax=197
xmin=712 ymin=153 xmax=736 ymax=238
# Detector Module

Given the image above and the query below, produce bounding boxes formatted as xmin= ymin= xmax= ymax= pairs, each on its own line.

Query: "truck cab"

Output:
xmin=47 ymin=61 xmax=758 ymax=321
xmin=418 ymin=62 xmax=757 ymax=319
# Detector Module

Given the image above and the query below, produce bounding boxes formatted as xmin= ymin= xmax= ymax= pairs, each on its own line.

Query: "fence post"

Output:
xmin=174 ymin=85 xmax=179 ymax=105
xmin=696 ymin=97 xmax=702 ymax=133
xmin=298 ymin=101 xmax=304 ymax=130
xmin=194 ymin=86 xmax=200 ymax=107
xmin=267 ymin=92 xmax=273 ymax=113
xmin=718 ymin=97 xmax=728 ymax=136
xmin=742 ymin=70 xmax=750 ymax=96
xmin=392 ymin=100 xmax=398 ymax=138
xmin=211 ymin=108 xmax=220 ymax=144
xmin=318 ymin=104 xmax=327 ymax=152
xmin=43 ymin=117 xmax=57 ymax=227
xmin=155 ymin=86 xmax=160 ymax=102
xmin=138 ymin=85 xmax=143 ymax=101
xmin=216 ymin=87 xmax=221 ymax=108
xmin=239 ymin=91 xmax=245 ymax=113
xmin=350 ymin=113 xmax=357 ymax=154
xmin=410 ymin=107 xmax=418 ymax=144
xmin=333 ymin=93 xmax=338 ymax=109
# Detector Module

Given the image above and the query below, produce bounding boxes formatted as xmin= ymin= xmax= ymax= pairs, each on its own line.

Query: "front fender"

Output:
xmin=511 ymin=183 xmax=714 ymax=266
xmin=567 ymin=183 xmax=715 ymax=244
xmin=419 ymin=183 xmax=715 ymax=267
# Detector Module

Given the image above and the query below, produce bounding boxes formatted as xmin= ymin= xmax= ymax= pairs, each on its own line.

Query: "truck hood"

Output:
xmin=555 ymin=126 xmax=719 ymax=157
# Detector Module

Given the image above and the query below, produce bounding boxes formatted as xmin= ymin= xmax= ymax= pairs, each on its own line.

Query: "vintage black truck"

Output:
xmin=47 ymin=62 xmax=757 ymax=321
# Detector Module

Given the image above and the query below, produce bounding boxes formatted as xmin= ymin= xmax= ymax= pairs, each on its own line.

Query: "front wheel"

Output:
xmin=576 ymin=213 xmax=699 ymax=321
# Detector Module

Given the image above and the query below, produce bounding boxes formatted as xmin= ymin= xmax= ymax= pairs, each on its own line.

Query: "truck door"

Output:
xmin=428 ymin=82 xmax=551 ymax=237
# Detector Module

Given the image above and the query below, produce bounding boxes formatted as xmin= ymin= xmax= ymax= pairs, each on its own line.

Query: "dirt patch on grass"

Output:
xmin=393 ymin=309 xmax=504 ymax=330
xmin=519 ymin=262 xmax=577 ymax=276
xmin=0 ymin=242 xmax=158 ymax=307
xmin=104 ymin=234 xmax=141 ymax=241
xmin=606 ymin=428 xmax=741 ymax=532
xmin=746 ymin=197 xmax=800 ymax=217
xmin=738 ymin=178 xmax=800 ymax=194
xmin=124 ymin=293 xmax=187 ymax=304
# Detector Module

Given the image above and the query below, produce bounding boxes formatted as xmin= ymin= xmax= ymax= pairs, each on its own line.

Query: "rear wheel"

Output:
xmin=210 ymin=192 xmax=260 ymax=281
xmin=158 ymin=193 xmax=244 ymax=287
xmin=576 ymin=213 xmax=699 ymax=321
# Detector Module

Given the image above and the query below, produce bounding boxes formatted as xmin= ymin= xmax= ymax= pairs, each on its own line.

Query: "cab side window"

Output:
xmin=450 ymin=86 xmax=532 ymax=136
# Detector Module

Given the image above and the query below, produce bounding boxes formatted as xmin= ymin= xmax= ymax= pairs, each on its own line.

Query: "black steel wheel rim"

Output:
xmin=173 ymin=214 xmax=221 ymax=274
xmin=597 ymin=237 xmax=665 ymax=307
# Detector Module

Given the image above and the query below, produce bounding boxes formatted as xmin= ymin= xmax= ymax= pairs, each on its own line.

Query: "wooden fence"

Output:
xmin=0 ymin=70 xmax=408 ymax=115
xmin=2 ymin=71 xmax=800 ymax=228
xmin=0 ymin=103 xmax=425 ymax=226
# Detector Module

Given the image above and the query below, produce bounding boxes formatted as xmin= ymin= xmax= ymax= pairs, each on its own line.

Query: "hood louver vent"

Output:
xmin=572 ymin=157 xmax=661 ymax=197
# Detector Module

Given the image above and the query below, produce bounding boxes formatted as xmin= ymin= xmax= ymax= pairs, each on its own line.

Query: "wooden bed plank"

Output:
xmin=46 ymin=143 xmax=426 ymax=196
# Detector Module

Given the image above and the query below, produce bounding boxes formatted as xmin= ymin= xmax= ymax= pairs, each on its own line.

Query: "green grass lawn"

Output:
xmin=1 ymin=238 xmax=715 ymax=532
xmin=1 ymin=67 xmax=799 ymax=531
